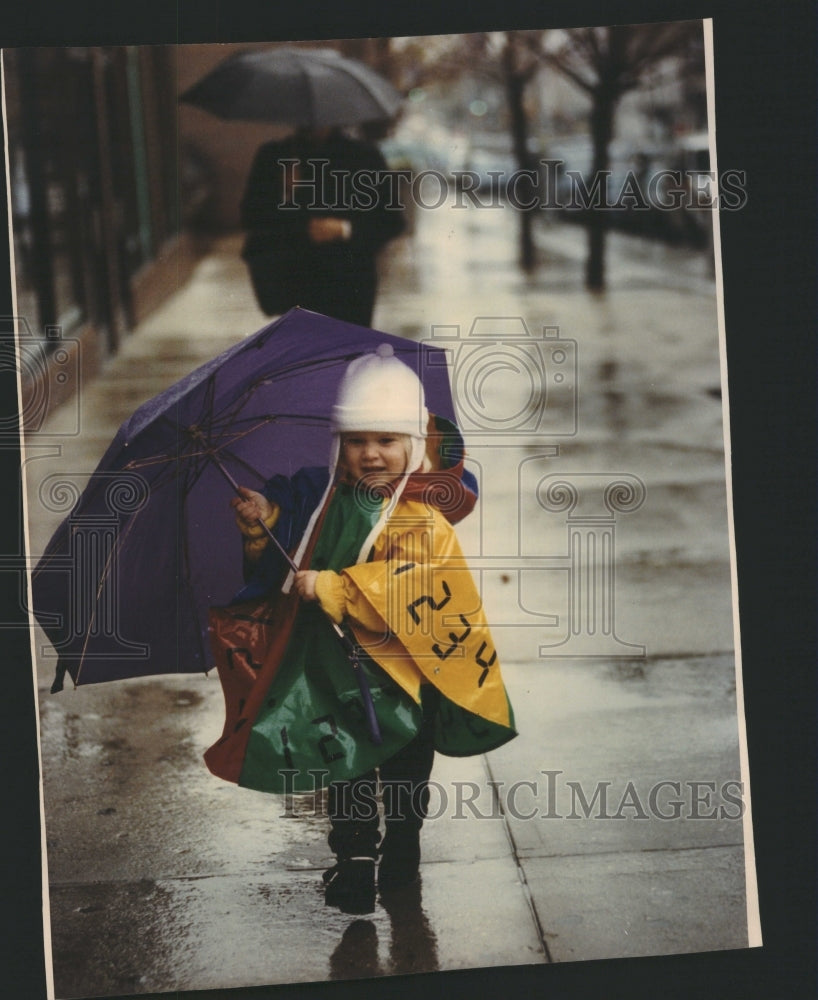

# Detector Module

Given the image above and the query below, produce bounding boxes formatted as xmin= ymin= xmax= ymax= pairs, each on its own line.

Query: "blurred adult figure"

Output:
xmin=239 ymin=127 xmax=405 ymax=325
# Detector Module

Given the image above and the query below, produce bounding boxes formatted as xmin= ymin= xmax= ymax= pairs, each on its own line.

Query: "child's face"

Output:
xmin=341 ymin=432 xmax=409 ymax=487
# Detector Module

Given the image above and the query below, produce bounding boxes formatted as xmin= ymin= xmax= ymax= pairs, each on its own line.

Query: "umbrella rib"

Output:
xmin=177 ymin=457 xmax=211 ymax=672
xmin=304 ymin=60 xmax=317 ymax=129
xmin=200 ymin=377 xmax=218 ymax=444
xmin=120 ymin=415 xmax=329 ymax=477
xmin=164 ymin=351 xmax=402 ymax=434
xmin=208 ymin=444 xmax=267 ymax=486
xmin=317 ymin=63 xmax=378 ymax=113
xmin=72 ymin=509 xmax=145 ymax=686
xmin=117 ymin=348 xmax=390 ymax=480
xmin=205 ymin=413 xmax=329 ymax=445
xmin=235 ymin=342 xmax=382 ymax=372
xmin=180 ymin=47 xmax=400 ymax=128
xmin=201 ymin=351 xmax=374 ymax=427
xmin=122 ymin=443 xmax=202 ymax=478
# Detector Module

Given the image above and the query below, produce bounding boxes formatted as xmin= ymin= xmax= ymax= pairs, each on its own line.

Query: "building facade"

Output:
xmin=4 ymin=45 xmax=203 ymax=423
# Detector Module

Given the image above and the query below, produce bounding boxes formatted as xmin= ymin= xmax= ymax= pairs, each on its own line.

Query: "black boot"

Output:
xmin=323 ymin=857 xmax=377 ymax=914
xmin=377 ymin=826 xmax=421 ymax=892
xmin=325 ymin=774 xmax=379 ymax=913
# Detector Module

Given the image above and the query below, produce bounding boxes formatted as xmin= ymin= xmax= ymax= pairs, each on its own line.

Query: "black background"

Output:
xmin=0 ymin=2 xmax=814 ymax=999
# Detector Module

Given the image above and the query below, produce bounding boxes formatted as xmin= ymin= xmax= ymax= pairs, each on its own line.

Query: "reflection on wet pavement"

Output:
xmin=380 ymin=880 xmax=441 ymax=976
xmin=330 ymin=920 xmax=382 ymax=979
xmin=328 ymin=880 xmax=440 ymax=980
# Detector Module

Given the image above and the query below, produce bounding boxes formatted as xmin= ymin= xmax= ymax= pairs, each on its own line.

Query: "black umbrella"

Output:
xmin=179 ymin=47 xmax=403 ymax=129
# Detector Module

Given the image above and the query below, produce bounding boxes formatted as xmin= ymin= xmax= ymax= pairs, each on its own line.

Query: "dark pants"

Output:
xmin=244 ymin=249 xmax=378 ymax=327
xmin=328 ymin=687 xmax=438 ymax=860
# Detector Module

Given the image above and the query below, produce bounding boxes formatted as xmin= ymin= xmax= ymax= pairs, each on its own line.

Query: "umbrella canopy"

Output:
xmin=179 ymin=47 xmax=403 ymax=129
xmin=32 ymin=309 xmax=457 ymax=691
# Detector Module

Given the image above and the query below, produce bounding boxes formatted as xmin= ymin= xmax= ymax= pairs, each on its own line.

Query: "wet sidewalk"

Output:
xmin=41 ymin=678 xmax=544 ymax=994
xmin=27 ymin=205 xmax=755 ymax=997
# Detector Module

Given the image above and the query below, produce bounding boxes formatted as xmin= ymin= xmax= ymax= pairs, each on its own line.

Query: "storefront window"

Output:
xmin=5 ymin=48 xmax=86 ymax=340
xmin=3 ymin=43 xmax=184 ymax=364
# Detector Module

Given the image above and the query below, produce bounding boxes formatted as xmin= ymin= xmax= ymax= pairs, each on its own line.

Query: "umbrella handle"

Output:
xmin=208 ymin=450 xmax=300 ymax=573
xmin=205 ymin=449 xmax=383 ymax=744
xmin=331 ymin=621 xmax=383 ymax=746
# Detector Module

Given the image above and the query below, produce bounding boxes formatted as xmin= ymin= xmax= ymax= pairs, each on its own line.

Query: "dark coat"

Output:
xmin=240 ymin=132 xmax=405 ymax=325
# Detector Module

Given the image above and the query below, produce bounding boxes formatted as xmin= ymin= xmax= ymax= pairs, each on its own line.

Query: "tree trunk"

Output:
xmin=503 ymin=44 xmax=536 ymax=272
xmin=586 ymin=87 xmax=617 ymax=291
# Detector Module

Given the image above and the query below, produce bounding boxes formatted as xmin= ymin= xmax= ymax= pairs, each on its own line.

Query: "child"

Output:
xmin=208 ymin=345 xmax=516 ymax=914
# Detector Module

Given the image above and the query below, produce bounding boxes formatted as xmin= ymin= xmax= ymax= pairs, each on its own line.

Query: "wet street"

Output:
xmin=26 ymin=201 xmax=756 ymax=997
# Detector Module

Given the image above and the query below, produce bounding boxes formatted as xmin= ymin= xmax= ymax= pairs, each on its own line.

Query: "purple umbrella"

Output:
xmin=32 ymin=309 xmax=456 ymax=698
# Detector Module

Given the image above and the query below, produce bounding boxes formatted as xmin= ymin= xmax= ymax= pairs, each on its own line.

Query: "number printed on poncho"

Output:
xmin=432 ymin=614 xmax=471 ymax=660
xmin=406 ymin=578 xmax=451 ymax=624
xmin=311 ymin=713 xmax=345 ymax=764
xmin=474 ymin=641 xmax=497 ymax=687
xmin=404 ymin=575 xmax=497 ymax=688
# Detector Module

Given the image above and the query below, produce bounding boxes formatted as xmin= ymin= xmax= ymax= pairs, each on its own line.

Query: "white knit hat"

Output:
xmin=331 ymin=344 xmax=429 ymax=438
xmin=283 ymin=345 xmax=430 ymax=588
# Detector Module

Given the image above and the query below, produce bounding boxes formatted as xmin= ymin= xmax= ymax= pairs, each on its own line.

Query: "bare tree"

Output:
xmin=385 ymin=31 xmax=547 ymax=272
xmin=501 ymin=31 xmax=544 ymax=271
xmin=542 ymin=22 xmax=703 ymax=289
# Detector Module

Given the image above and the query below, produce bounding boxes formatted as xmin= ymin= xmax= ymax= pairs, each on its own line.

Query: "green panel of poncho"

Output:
xmin=239 ymin=485 xmax=422 ymax=793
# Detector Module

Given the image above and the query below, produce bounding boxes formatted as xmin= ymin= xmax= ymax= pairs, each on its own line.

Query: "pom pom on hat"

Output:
xmin=331 ymin=344 xmax=429 ymax=437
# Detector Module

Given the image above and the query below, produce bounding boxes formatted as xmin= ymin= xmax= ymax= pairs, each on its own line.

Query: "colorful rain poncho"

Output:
xmin=205 ymin=417 xmax=516 ymax=794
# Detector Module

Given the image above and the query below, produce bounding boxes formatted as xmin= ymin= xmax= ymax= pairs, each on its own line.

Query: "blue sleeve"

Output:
xmin=231 ymin=466 xmax=331 ymax=603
